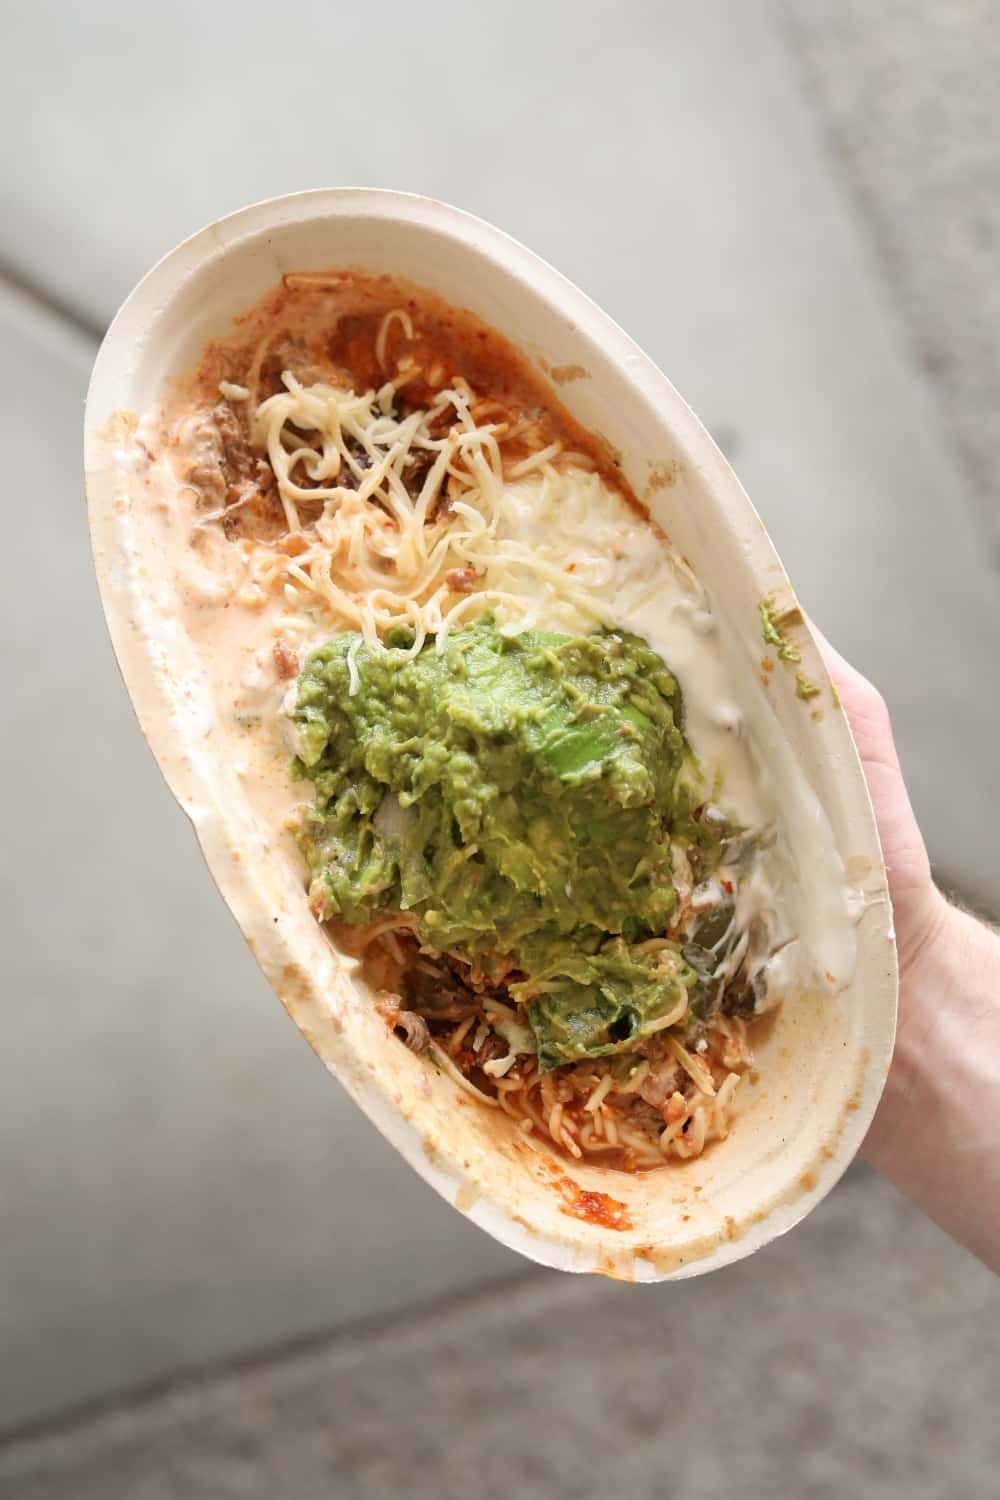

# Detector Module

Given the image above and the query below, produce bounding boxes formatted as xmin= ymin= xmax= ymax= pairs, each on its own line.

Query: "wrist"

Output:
xmin=899 ymin=896 xmax=997 ymax=1020
xmin=895 ymin=881 xmax=952 ymax=980
xmin=864 ymin=893 xmax=1000 ymax=1272
xmin=871 ymin=896 xmax=980 ymax=1149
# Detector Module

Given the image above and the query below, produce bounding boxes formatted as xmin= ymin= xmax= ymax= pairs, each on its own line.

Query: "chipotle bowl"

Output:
xmin=84 ymin=189 xmax=897 ymax=1279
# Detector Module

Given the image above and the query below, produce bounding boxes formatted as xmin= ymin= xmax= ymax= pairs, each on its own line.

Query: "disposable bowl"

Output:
xmin=84 ymin=189 xmax=897 ymax=1279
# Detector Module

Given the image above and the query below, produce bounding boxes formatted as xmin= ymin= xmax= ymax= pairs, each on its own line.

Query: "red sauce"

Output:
xmin=557 ymin=1176 xmax=633 ymax=1232
xmin=177 ymin=268 xmax=641 ymax=516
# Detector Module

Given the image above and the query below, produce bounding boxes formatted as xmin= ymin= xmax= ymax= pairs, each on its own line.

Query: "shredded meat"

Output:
xmin=402 ymin=954 xmax=479 ymax=1016
xmin=394 ymin=1010 xmax=430 ymax=1053
xmin=446 ymin=952 xmax=520 ymax=992
xmin=624 ymin=1097 xmax=666 ymax=1137
xmin=473 ymin=1034 xmax=506 ymax=1067
xmin=186 ymin=456 xmax=226 ymax=508
xmin=182 ymin=402 xmax=281 ymax=540
xmin=639 ymin=1061 xmax=683 ymax=1111
xmin=400 ymin=449 xmax=436 ymax=498
xmin=375 ymin=991 xmax=428 ymax=1052
xmin=213 ymin=402 xmax=255 ymax=484
xmin=635 ymin=1031 xmax=673 ymax=1062
xmin=273 ymin=640 xmax=299 ymax=680
xmin=444 ymin=567 xmax=480 ymax=593
xmin=259 ymin=337 xmax=329 ymax=397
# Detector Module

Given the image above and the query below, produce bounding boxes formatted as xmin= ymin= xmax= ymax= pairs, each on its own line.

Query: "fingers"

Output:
xmin=808 ymin=619 xmax=874 ymax=704
xmin=807 ymin=619 xmax=899 ymax=775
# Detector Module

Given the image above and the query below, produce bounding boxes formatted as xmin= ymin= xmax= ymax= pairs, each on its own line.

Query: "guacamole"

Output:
xmin=292 ymin=619 xmax=724 ymax=1068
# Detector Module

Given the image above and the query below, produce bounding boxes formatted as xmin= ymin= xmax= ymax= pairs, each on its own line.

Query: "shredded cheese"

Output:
xmin=428 ymin=1043 xmax=500 ymax=1106
xmin=221 ymin=365 xmax=690 ymax=657
xmin=375 ymin=308 xmax=415 ymax=372
xmin=665 ymin=1034 xmax=717 ymax=1097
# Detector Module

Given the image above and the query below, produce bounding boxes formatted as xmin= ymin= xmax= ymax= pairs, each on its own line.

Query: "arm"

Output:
xmin=815 ymin=631 xmax=1000 ymax=1273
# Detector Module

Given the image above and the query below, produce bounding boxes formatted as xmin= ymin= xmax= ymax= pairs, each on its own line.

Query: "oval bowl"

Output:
xmin=84 ymin=188 xmax=896 ymax=1279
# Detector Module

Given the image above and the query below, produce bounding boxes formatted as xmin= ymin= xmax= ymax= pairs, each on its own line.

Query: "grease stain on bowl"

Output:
xmin=644 ymin=461 xmax=681 ymax=497
xmin=539 ymin=356 xmax=591 ymax=385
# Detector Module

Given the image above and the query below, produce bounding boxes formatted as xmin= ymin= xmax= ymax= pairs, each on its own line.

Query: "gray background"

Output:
xmin=2 ymin=1 xmax=998 ymax=1494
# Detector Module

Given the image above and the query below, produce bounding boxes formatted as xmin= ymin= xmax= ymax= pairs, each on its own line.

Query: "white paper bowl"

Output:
xmin=84 ymin=189 xmax=897 ymax=1279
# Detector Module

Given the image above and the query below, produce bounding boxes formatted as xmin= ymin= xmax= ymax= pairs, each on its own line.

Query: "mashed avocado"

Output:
xmin=292 ymin=618 xmax=725 ymax=1068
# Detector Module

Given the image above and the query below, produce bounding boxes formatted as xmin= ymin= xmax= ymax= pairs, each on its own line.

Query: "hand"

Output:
xmin=810 ymin=626 xmax=948 ymax=973
xmin=812 ymin=626 xmax=1000 ymax=1272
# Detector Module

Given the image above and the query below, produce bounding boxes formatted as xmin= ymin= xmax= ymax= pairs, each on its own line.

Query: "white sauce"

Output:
xmin=485 ymin=469 xmax=860 ymax=994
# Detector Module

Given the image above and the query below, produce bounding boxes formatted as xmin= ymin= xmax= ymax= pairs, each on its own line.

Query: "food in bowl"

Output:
xmin=146 ymin=268 xmax=859 ymax=1172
